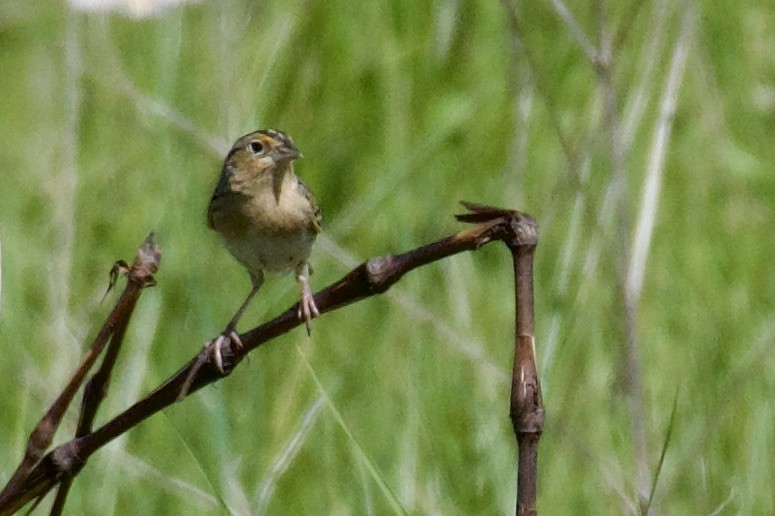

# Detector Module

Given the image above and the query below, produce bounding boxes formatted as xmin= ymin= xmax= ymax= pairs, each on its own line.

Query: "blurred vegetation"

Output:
xmin=1 ymin=0 xmax=773 ymax=513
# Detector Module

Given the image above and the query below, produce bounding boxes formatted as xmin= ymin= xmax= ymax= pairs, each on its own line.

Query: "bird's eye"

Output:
xmin=248 ymin=141 xmax=264 ymax=155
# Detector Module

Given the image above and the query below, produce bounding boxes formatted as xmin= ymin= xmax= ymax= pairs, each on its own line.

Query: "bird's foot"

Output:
xmin=297 ymin=284 xmax=320 ymax=335
xmin=178 ymin=329 xmax=242 ymax=400
xmin=211 ymin=329 xmax=243 ymax=373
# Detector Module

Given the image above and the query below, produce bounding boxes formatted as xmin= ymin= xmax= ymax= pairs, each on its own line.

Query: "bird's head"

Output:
xmin=224 ymin=129 xmax=302 ymax=201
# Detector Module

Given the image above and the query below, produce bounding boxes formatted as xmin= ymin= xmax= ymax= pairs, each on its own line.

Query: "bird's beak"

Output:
xmin=271 ymin=143 xmax=302 ymax=161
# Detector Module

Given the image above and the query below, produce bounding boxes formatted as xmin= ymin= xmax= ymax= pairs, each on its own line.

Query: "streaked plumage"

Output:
xmin=206 ymin=129 xmax=321 ymax=370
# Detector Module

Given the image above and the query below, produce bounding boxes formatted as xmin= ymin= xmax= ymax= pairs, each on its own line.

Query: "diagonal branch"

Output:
xmin=50 ymin=237 xmax=159 ymax=515
xmin=0 ymin=203 xmax=536 ymax=515
xmin=0 ymin=235 xmax=159 ymax=514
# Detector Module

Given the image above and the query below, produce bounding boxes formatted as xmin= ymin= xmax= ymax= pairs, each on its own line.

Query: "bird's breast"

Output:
xmin=222 ymin=229 xmax=315 ymax=275
xmin=210 ymin=177 xmax=318 ymax=275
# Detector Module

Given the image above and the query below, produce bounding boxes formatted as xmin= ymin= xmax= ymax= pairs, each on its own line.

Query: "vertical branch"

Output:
xmin=508 ymin=216 xmax=542 ymax=515
xmin=456 ymin=202 xmax=542 ymax=514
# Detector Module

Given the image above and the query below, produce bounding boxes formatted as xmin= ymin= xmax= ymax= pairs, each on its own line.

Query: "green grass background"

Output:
xmin=1 ymin=0 xmax=773 ymax=513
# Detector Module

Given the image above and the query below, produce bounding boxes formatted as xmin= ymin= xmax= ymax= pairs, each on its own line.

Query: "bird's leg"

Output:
xmin=211 ymin=272 xmax=264 ymax=372
xmin=296 ymin=261 xmax=319 ymax=335
xmin=178 ymin=273 xmax=265 ymax=400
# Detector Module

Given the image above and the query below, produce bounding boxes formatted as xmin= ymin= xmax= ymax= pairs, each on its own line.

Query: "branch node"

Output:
xmin=128 ymin=232 xmax=161 ymax=287
xmin=365 ymin=255 xmax=397 ymax=291
xmin=50 ymin=442 xmax=84 ymax=481
xmin=455 ymin=201 xmax=538 ymax=249
xmin=510 ymin=335 xmax=544 ymax=435
xmin=507 ymin=214 xmax=538 ymax=249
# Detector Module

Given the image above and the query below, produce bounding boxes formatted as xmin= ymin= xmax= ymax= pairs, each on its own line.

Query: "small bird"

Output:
xmin=206 ymin=129 xmax=322 ymax=371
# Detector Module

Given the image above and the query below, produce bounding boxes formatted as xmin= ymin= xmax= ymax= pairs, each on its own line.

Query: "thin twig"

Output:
xmin=317 ymin=237 xmax=506 ymax=383
xmin=500 ymin=0 xmax=617 ymax=245
xmin=618 ymin=13 xmax=693 ymax=510
xmin=50 ymin=237 xmax=157 ymax=515
xmin=0 ymin=236 xmax=159 ymax=513
xmin=625 ymin=9 xmax=692 ymax=510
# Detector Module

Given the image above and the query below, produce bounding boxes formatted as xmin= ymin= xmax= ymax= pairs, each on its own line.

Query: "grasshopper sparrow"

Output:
xmin=207 ymin=129 xmax=321 ymax=371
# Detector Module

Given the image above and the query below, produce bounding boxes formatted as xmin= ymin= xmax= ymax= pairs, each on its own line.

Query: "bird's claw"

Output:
xmin=178 ymin=330 xmax=243 ymax=400
xmin=211 ymin=334 xmax=227 ymax=374
xmin=297 ymin=287 xmax=320 ymax=335
xmin=212 ymin=330 xmax=243 ymax=373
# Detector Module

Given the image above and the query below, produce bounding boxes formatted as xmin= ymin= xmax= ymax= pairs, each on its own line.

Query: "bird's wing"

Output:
xmin=298 ymin=178 xmax=322 ymax=233
xmin=207 ymin=167 xmax=232 ymax=230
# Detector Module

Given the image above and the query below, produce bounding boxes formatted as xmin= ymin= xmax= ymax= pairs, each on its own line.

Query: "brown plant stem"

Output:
xmin=505 ymin=212 xmax=542 ymax=516
xmin=50 ymin=243 xmax=155 ymax=516
xmin=0 ymin=204 xmax=536 ymax=515
xmin=0 ymin=235 xmax=159 ymax=515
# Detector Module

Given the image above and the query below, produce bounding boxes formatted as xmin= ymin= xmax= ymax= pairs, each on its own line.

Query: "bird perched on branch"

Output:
xmin=206 ymin=129 xmax=322 ymax=371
